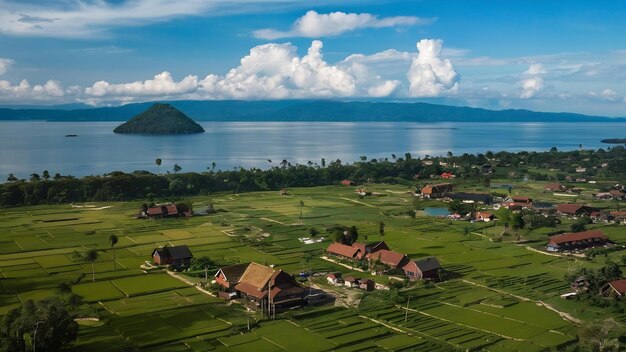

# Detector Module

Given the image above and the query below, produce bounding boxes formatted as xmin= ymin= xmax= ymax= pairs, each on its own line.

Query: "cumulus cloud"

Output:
xmin=85 ymin=72 xmax=199 ymax=98
xmin=0 ymin=58 xmax=13 ymax=75
xmin=0 ymin=79 xmax=65 ymax=102
xmin=367 ymin=80 xmax=400 ymax=97
xmin=520 ymin=63 xmax=544 ymax=99
xmin=198 ymin=40 xmax=356 ymax=99
xmin=407 ymin=39 xmax=459 ymax=97
xmin=254 ymin=10 xmax=433 ymax=39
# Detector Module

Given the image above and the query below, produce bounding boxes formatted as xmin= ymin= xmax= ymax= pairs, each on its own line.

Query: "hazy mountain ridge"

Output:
xmin=0 ymin=100 xmax=622 ymax=122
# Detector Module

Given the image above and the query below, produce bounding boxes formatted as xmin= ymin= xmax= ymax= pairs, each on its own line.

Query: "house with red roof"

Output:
xmin=610 ymin=211 xmax=626 ymax=223
xmin=366 ymin=249 xmax=409 ymax=269
xmin=545 ymin=183 xmax=567 ymax=192
xmin=601 ymin=279 xmax=626 ymax=298
xmin=546 ymin=230 xmax=609 ymax=252
xmin=351 ymin=241 xmax=389 ymax=259
xmin=326 ymin=243 xmax=361 ymax=260
xmin=327 ymin=272 xmax=343 ymax=285
xmin=555 ymin=204 xmax=595 ymax=217
xmin=475 ymin=211 xmax=494 ymax=222
xmin=420 ymin=183 xmax=454 ymax=199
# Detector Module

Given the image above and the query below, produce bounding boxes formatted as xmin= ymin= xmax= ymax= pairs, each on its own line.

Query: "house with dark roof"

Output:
xmin=403 ymin=257 xmax=443 ymax=281
xmin=546 ymin=230 xmax=609 ymax=252
xmin=351 ymin=241 xmax=389 ymax=259
xmin=601 ymin=279 xmax=626 ymax=298
xmin=215 ymin=263 xmax=249 ymax=290
xmin=555 ymin=204 xmax=595 ymax=217
xmin=366 ymin=249 xmax=409 ymax=269
xmin=229 ymin=262 xmax=305 ymax=314
xmin=151 ymin=245 xmax=193 ymax=267
xmin=421 ymin=183 xmax=454 ymax=199
xmin=326 ymin=243 xmax=361 ymax=260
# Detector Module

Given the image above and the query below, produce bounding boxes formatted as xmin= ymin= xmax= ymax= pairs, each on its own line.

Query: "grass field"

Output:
xmin=1 ymin=180 xmax=625 ymax=350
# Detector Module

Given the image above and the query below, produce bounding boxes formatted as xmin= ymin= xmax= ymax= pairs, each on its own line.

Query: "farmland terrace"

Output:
xmin=1 ymin=182 xmax=625 ymax=351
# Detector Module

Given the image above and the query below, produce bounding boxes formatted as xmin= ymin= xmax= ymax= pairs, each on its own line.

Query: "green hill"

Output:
xmin=113 ymin=103 xmax=205 ymax=134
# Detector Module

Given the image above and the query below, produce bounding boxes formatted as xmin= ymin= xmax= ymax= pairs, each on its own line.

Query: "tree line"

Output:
xmin=1 ymin=147 xmax=625 ymax=207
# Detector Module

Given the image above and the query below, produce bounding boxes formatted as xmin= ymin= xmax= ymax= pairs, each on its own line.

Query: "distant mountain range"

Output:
xmin=0 ymin=100 xmax=623 ymax=122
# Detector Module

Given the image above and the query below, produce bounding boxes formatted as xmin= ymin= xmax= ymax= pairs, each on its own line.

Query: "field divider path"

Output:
xmin=462 ymin=279 xmax=582 ymax=324
xmin=320 ymin=256 xmax=365 ymax=272
xmin=165 ymin=270 xmax=217 ymax=298
xmin=337 ymin=197 xmax=376 ymax=208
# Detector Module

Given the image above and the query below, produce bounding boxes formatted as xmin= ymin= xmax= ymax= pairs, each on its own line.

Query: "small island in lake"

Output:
xmin=113 ymin=103 xmax=205 ymax=135
xmin=601 ymin=138 xmax=626 ymax=144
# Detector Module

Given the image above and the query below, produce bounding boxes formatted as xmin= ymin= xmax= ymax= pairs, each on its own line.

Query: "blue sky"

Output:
xmin=0 ymin=0 xmax=625 ymax=116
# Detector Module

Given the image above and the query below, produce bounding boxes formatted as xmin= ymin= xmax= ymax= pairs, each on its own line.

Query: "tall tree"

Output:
xmin=173 ymin=164 xmax=182 ymax=173
xmin=42 ymin=170 xmax=50 ymax=181
xmin=7 ymin=173 xmax=17 ymax=182
xmin=85 ymin=249 xmax=98 ymax=282
xmin=108 ymin=235 xmax=118 ymax=270
xmin=299 ymin=200 xmax=304 ymax=219
xmin=378 ymin=221 xmax=385 ymax=240
xmin=155 ymin=158 xmax=162 ymax=174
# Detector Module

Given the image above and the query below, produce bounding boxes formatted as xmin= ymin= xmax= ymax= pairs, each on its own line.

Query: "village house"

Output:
xmin=475 ymin=211 xmax=494 ymax=222
xmin=366 ymin=249 xmax=409 ymax=269
xmin=326 ymin=272 xmax=343 ymax=285
xmin=351 ymin=241 xmax=389 ymax=259
xmin=545 ymin=183 xmax=567 ymax=192
xmin=610 ymin=211 xmax=626 ymax=223
xmin=601 ymin=279 xmax=626 ymax=298
xmin=590 ymin=211 xmax=612 ymax=224
xmin=344 ymin=276 xmax=360 ymax=288
xmin=151 ymin=245 xmax=193 ymax=267
xmin=326 ymin=243 xmax=361 ymax=261
xmin=217 ymin=262 xmax=305 ymax=314
xmin=214 ymin=263 xmax=249 ymax=297
xmin=359 ymin=279 xmax=375 ymax=291
xmin=546 ymin=230 xmax=610 ymax=252
xmin=555 ymin=204 xmax=595 ymax=217
xmin=403 ymin=257 xmax=442 ymax=281
xmin=502 ymin=196 xmax=533 ymax=210
xmin=420 ymin=183 xmax=454 ymax=199
xmin=610 ymin=190 xmax=626 ymax=200
xmin=340 ymin=180 xmax=354 ymax=186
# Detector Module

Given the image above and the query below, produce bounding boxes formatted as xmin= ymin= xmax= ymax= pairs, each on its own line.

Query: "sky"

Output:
xmin=0 ymin=0 xmax=626 ymax=116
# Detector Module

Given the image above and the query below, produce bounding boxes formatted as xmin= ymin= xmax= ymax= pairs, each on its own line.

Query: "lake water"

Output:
xmin=1 ymin=121 xmax=624 ymax=178
xmin=423 ymin=207 xmax=451 ymax=217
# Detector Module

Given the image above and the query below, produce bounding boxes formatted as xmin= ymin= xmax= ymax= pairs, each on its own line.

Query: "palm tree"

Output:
xmin=211 ymin=161 xmax=216 ymax=171
xmin=299 ymin=200 xmax=304 ymax=219
xmin=109 ymin=235 xmax=119 ymax=270
xmin=85 ymin=249 xmax=98 ymax=282
xmin=173 ymin=164 xmax=182 ymax=173
xmin=155 ymin=158 xmax=162 ymax=174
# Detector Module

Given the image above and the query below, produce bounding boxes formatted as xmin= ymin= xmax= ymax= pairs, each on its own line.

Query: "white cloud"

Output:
xmin=407 ymin=39 xmax=459 ymax=97
xmin=0 ymin=58 xmax=13 ymax=75
xmin=0 ymin=79 xmax=65 ymax=101
xmin=367 ymin=80 xmax=400 ymax=97
xmin=520 ymin=64 xmax=544 ymax=99
xmin=0 ymin=0 xmax=315 ymax=38
xmin=254 ymin=10 xmax=433 ymax=39
xmin=85 ymin=72 xmax=199 ymax=98
xmin=198 ymin=40 xmax=356 ymax=99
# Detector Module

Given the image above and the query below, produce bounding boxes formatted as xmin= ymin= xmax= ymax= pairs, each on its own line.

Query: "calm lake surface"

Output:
xmin=1 ymin=121 xmax=624 ymax=177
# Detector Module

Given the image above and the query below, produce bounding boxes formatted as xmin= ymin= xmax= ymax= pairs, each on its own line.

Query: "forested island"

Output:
xmin=113 ymin=103 xmax=205 ymax=135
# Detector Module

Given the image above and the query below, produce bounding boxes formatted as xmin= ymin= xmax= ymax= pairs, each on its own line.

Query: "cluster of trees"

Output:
xmin=0 ymin=298 xmax=78 ymax=352
xmin=566 ymin=261 xmax=622 ymax=302
xmin=2 ymin=147 xmax=626 ymax=207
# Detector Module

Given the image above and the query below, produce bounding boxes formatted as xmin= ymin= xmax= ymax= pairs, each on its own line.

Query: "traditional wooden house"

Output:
xmin=232 ymin=262 xmax=305 ymax=314
xmin=546 ymin=230 xmax=609 ymax=252
xmin=151 ymin=245 xmax=193 ymax=267
xmin=420 ymin=183 xmax=454 ymax=199
xmin=327 ymin=272 xmax=343 ymax=285
xmin=351 ymin=241 xmax=389 ymax=259
xmin=145 ymin=203 xmax=181 ymax=219
xmin=344 ymin=276 xmax=360 ymax=288
xmin=366 ymin=249 xmax=409 ymax=269
xmin=555 ymin=204 xmax=595 ymax=217
xmin=147 ymin=206 xmax=164 ymax=219
xmin=545 ymin=183 xmax=566 ymax=192
xmin=475 ymin=212 xmax=494 ymax=222
xmin=359 ymin=279 xmax=375 ymax=291
xmin=403 ymin=257 xmax=442 ymax=281
xmin=601 ymin=279 xmax=626 ymax=298
xmin=214 ymin=263 xmax=249 ymax=291
xmin=326 ymin=243 xmax=361 ymax=260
